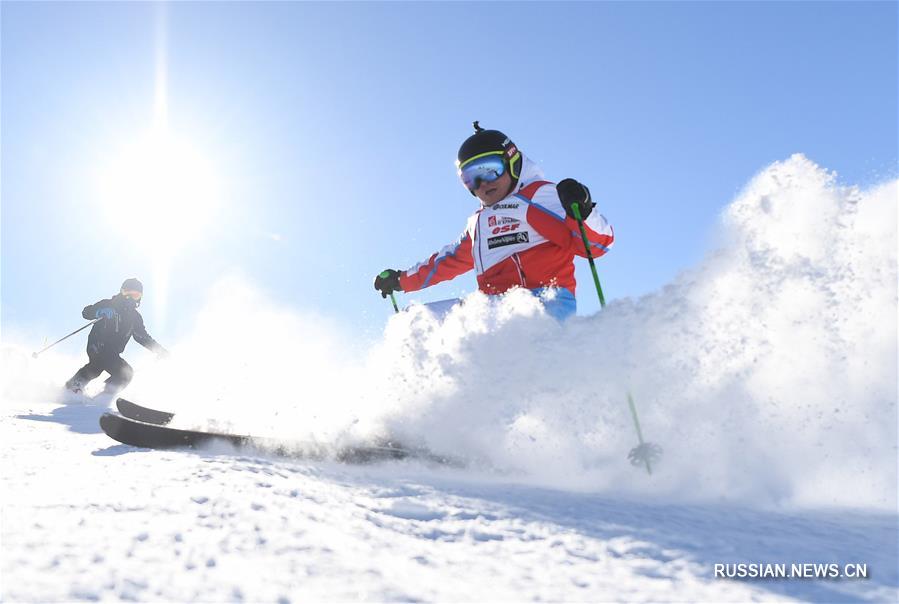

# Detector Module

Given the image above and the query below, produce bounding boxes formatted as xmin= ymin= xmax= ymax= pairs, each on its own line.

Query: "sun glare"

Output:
xmin=96 ymin=129 xmax=221 ymax=258
xmin=88 ymin=6 xmax=220 ymax=326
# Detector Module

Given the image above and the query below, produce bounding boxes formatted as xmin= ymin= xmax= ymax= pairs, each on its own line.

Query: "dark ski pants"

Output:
xmin=68 ymin=354 xmax=134 ymax=393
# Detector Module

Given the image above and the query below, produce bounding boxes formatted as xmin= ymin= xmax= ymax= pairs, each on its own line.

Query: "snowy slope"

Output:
xmin=3 ymin=156 xmax=897 ymax=602
xmin=2 ymin=397 xmax=896 ymax=603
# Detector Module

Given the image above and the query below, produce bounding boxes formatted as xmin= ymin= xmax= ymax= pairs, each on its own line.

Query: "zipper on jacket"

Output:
xmin=512 ymin=253 xmax=527 ymax=287
xmin=474 ymin=211 xmax=484 ymax=275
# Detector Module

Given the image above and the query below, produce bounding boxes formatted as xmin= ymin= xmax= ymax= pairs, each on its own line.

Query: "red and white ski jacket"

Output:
xmin=399 ymin=156 xmax=614 ymax=296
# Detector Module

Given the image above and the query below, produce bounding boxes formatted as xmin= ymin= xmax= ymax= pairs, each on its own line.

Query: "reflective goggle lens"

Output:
xmin=458 ymin=153 xmax=505 ymax=191
xmin=121 ymin=290 xmax=142 ymax=301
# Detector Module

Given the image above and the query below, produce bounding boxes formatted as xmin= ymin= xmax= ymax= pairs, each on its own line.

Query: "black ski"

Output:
xmin=99 ymin=413 xmax=457 ymax=465
xmin=116 ymin=398 xmax=174 ymax=425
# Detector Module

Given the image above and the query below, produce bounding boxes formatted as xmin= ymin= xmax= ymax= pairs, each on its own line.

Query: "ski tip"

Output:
xmin=115 ymin=398 xmax=175 ymax=426
xmin=98 ymin=412 xmax=120 ymax=439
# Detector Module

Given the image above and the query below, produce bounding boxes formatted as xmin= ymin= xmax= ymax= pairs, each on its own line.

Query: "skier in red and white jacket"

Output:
xmin=375 ymin=122 xmax=614 ymax=320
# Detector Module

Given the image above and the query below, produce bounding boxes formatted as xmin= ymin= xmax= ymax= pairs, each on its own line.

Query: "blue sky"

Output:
xmin=2 ymin=1 xmax=896 ymax=351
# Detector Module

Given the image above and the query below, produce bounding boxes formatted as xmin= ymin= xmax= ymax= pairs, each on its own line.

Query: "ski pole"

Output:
xmin=628 ymin=393 xmax=651 ymax=475
xmin=31 ymin=318 xmax=100 ymax=359
xmin=378 ymin=270 xmax=400 ymax=314
xmin=570 ymin=204 xmax=606 ymax=308
xmin=626 ymin=392 xmax=662 ymax=475
xmin=569 ymin=205 xmax=660 ymax=474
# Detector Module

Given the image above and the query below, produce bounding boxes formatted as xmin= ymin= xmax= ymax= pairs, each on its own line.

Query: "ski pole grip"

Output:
xmin=571 ymin=202 xmax=583 ymax=223
xmin=379 ymin=271 xmax=400 ymax=313
xmin=570 ymin=202 xmax=606 ymax=308
xmin=571 ymin=203 xmax=592 ymax=261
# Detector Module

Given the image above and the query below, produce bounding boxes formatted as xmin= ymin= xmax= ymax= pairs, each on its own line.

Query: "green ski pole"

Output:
xmin=570 ymin=203 xmax=606 ymax=308
xmin=570 ymin=203 xmax=660 ymax=474
xmin=378 ymin=270 xmax=400 ymax=314
xmin=388 ymin=292 xmax=399 ymax=314
xmin=628 ymin=393 xmax=652 ymax=475
xmin=626 ymin=392 xmax=662 ymax=475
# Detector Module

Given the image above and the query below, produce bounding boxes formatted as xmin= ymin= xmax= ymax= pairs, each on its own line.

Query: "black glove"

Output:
xmin=557 ymin=178 xmax=594 ymax=221
xmin=373 ymin=269 xmax=402 ymax=298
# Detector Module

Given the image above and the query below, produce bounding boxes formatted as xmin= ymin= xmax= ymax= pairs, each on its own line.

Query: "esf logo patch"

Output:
xmin=491 ymin=223 xmax=521 ymax=235
xmin=487 ymin=231 xmax=529 ymax=249
xmin=487 ymin=216 xmax=521 ymax=234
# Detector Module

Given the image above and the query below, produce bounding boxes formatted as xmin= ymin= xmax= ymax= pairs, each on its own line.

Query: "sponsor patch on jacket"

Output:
xmin=493 ymin=203 xmax=519 ymax=210
xmin=487 ymin=215 xmax=518 ymax=227
xmin=487 ymin=231 xmax=529 ymax=249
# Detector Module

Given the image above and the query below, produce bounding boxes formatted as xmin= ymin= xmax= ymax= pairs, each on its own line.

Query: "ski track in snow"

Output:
xmin=2 ymin=398 xmax=896 ymax=603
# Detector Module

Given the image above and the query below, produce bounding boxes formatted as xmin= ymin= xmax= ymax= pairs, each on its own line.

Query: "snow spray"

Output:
xmin=3 ymin=154 xmax=894 ymax=511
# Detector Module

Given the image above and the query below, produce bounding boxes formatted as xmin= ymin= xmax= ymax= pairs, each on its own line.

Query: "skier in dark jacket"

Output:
xmin=65 ymin=278 xmax=168 ymax=396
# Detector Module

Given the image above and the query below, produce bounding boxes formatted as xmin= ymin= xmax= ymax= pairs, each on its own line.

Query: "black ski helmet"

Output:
xmin=456 ymin=121 xmax=522 ymax=195
xmin=121 ymin=278 xmax=143 ymax=293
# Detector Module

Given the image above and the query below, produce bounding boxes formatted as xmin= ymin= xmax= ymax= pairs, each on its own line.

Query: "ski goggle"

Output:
xmin=458 ymin=152 xmax=506 ymax=192
xmin=121 ymin=289 xmax=143 ymax=301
